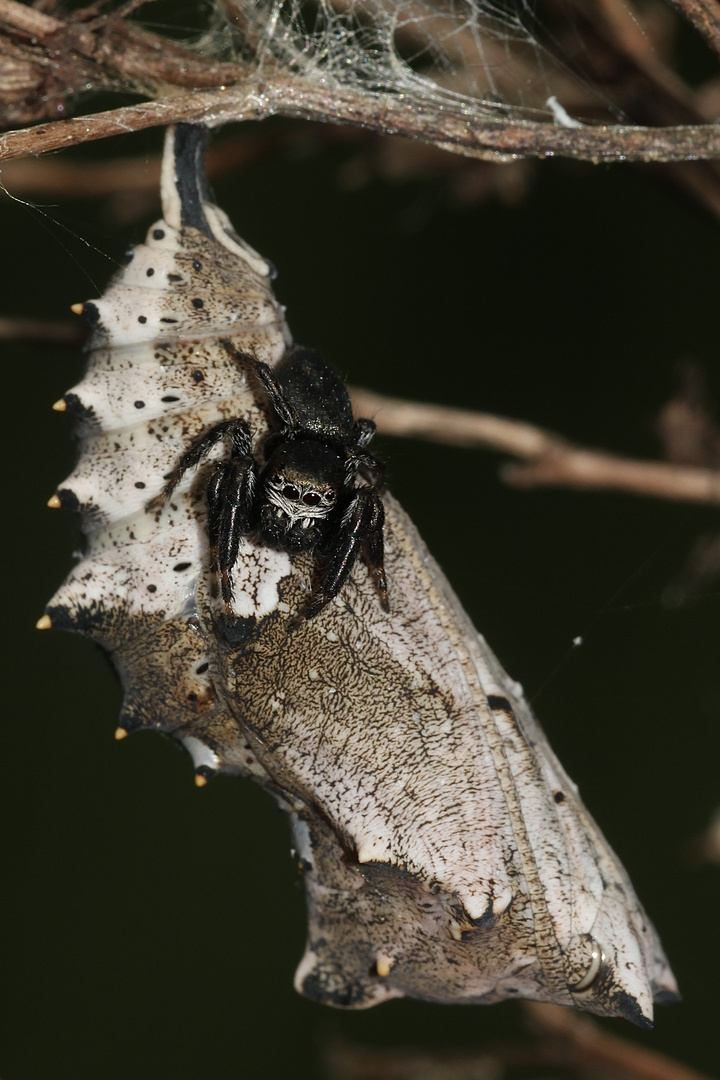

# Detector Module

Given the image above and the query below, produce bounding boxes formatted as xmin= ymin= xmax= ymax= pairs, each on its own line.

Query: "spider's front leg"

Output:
xmin=203 ymin=423 xmax=258 ymax=605
xmin=145 ymin=417 xmax=257 ymax=607
xmin=146 ymin=418 xmax=250 ymax=513
xmin=220 ymin=339 xmax=299 ymax=431
xmin=305 ymin=487 xmax=389 ymax=620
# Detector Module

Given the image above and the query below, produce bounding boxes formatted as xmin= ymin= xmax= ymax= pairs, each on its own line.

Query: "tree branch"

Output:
xmin=5 ymin=78 xmax=720 ymax=163
xmin=349 ymin=387 xmax=720 ymax=506
xmin=667 ymin=0 xmax=720 ymax=57
xmin=4 ymin=0 xmax=720 ymax=164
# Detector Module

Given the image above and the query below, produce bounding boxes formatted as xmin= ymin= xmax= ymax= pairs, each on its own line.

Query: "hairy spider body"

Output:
xmin=150 ymin=344 xmax=388 ymax=620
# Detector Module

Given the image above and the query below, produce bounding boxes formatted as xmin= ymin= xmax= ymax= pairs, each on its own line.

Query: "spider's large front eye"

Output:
xmin=282 ymin=484 xmax=300 ymax=500
xmin=303 ymin=491 xmax=321 ymax=506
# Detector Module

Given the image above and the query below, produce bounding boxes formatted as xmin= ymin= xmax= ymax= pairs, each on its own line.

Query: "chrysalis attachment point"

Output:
xmin=47 ymin=494 xmax=62 ymax=509
xmin=70 ymin=303 xmax=84 ymax=315
xmin=52 ymin=398 xmax=67 ymax=412
xmin=35 ymin=614 xmax=52 ymax=631
xmin=114 ymin=727 xmax=128 ymax=741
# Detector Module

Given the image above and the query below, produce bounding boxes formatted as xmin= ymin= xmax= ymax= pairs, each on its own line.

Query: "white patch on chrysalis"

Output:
xmin=228 ymin=540 xmax=292 ymax=619
xmin=181 ymin=736 xmax=220 ymax=773
xmin=290 ymin=814 xmax=314 ymax=871
xmin=203 ymin=204 xmax=272 ymax=279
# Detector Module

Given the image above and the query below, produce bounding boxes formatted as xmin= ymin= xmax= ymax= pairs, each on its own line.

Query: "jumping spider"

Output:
xmin=148 ymin=342 xmax=388 ymax=621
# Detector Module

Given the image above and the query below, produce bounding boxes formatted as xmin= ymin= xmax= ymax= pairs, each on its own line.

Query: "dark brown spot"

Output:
xmin=153 ymin=229 xmax=165 ymax=240
xmin=146 ymin=268 xmax=155 ymax=277
xmin=192 ymin=369 xmax=204 ymax=382
xmin=554 ymin=791 xmax=566 ymax=804
xmin=134 ymin=482 xmax=146 ymax=490
xmin=138 ymin=315 xmax=147 ymax=324
xmin=192 ymin=298 xmax=204 ymax=309
xmin=134 ymin=400 xmax=145 ymax=409
xmin=487 ymin=694 xmax=512 ymax=713
xmin=147 ymin=584 xmax=157 ymax=593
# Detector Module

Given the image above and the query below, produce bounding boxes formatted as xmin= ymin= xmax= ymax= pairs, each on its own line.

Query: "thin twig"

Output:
xmin=0 ymin=0 xmax=64 ymax=36
xmin=324 ymin=1004 xmax=715 ymax=1080
xmin=524 ymin=1002 xmax=712 ymax=1080
xmin=349 ymin=386 xmax=720 ymax=505
xmin=0 ymin=316 xmax=86 ymax=345
xmin=667 ymin=0 xmax=720 ymax=57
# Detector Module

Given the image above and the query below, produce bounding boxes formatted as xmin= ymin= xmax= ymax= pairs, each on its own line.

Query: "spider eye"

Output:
xmin=323 ymin=491 xmax=336 ymax=504
xmin=303 ymin=491 xmax=321 ymax=506
xmin=282 ymin=484 xmax=300 ymax=500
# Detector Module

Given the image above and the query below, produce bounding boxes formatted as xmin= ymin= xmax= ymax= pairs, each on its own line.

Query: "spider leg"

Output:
xmin=353 ymin=417 xmax=376 ymax=450
xmin=345 ymin=448 xmax=386 ymax=490
xmin=146 ymin=418 xmax=249 ymax=512
xmin=360 ymin=490 xmax=389 ymax=611
xmin=204 ymin=423 xmax=258 ymax=605
xmin=304 ymin=488 xmax=388 ymax=620
xmin=220 ymin=339 xmax=299 ymax=430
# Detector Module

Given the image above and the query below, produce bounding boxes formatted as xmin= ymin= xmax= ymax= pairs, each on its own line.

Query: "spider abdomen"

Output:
xmin=276 ymin=347 xmax=355 ymax=442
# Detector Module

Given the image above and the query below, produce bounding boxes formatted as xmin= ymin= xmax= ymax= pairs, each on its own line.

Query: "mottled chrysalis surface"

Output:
xmin=43 ymin=124 xmax=677 ymax=1027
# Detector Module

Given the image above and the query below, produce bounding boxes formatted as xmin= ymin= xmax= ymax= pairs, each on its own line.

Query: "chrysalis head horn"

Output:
xmin=161 ymin=123 xmax=214 ymax=236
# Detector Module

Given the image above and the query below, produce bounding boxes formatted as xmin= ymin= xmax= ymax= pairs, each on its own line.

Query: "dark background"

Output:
xmin=1 ymin=117 xmax=719 ymax=1078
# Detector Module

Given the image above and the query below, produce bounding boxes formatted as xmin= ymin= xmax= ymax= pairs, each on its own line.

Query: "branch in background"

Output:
xmin=545 ymin=0 xmax=720 ymax=219
xmin=667 ymin=0 xmax=720 ymax=57
xmin=324 ymin=1002 xmax=715 ymax=1080
xmin=522 ymin=1002 xmax=712 ymax=1080
xmin=0 ymin=124 xmax=530 ymax=230
xmin=0 ymin=0 xmax=240 ymax=126
xmin=692 ymin=806 xmax=720 ymax=865
xmin=349 ymin=386 xmax=720 ymax=506
xmin=0 ymin=316 xmax=86 ymax=346
xmin=653 ymin=361 xmax=720 ymax=603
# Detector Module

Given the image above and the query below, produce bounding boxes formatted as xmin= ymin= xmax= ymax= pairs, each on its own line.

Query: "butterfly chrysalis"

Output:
xmin=42 ymin=124 xmax=677 ymax=1026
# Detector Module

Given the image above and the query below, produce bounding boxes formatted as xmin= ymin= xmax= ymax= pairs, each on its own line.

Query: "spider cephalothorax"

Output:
xmin=149 ymin=343 xmax=388 ymax=620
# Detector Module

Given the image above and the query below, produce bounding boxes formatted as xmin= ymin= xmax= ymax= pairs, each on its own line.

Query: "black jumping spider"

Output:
xmin=148 ymin=342 xmax=388 ymax=620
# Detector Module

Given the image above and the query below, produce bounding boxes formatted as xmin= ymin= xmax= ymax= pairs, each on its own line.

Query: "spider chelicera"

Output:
xmin=148 ymin=341 xmax=388 ymax=621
